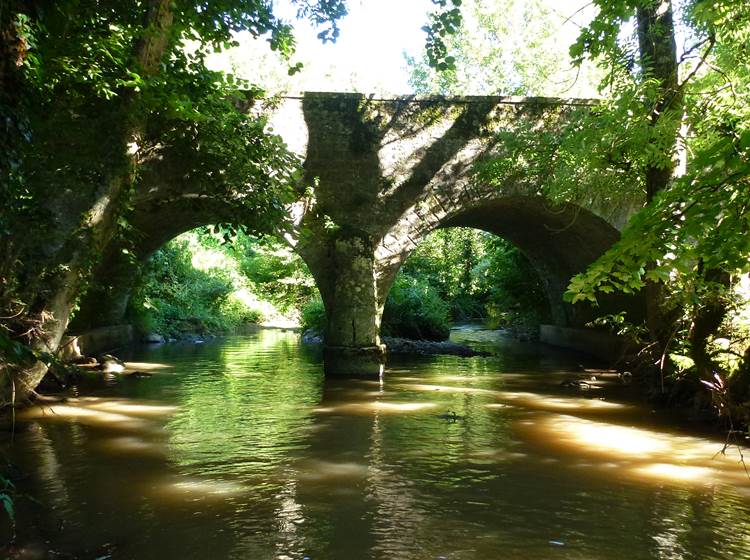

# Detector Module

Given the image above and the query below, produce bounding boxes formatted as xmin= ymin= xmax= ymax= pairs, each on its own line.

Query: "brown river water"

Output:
xmin=1 ymin=326 xmax=750 ymax=559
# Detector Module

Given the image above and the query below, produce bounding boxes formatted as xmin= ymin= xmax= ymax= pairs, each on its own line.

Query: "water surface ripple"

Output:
xmin=3 ymin=328 xmax=750 ymax=559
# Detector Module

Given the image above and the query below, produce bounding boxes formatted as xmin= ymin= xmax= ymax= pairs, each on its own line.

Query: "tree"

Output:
xmin=478 ymin=0 xmax=750 ymax=418
xmin=0 ymin=0 xmax=478 ymax=408
xmin=0 ymin=0 xmax=347 ymax=407
xmin=407 ymin=0 xmax=602 ymax=97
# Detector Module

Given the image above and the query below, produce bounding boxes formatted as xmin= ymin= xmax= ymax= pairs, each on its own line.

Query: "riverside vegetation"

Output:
xmin=122 ymin=226 xmax=547 ymax=342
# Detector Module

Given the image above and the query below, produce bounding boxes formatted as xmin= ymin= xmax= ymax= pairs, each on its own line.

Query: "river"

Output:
xmin=2 ymin=327 xmax=750 ymax=559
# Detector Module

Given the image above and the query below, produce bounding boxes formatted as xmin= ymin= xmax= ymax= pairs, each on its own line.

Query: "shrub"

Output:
xmin=301 ymin=297 xmax=326 ymax=335
xmin=382 ymin=274 xmax=450 ymax=341
xmin=128 ymin=238 xmax=261 ymax=338
xmin=482 ymin=244 xmax=550 ymax=329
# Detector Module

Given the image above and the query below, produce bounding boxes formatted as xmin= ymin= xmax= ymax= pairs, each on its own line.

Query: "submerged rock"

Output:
xmin=97 ymin=353 xmax=125 ymax=373
xmin=143 ymin=332 xmax=165 ymax=344
xmin=301 ymin=329 xmax=323 ymax=345
xmin=299 ymin=330 xmax=489 ymax=358
xmin=383 ymin=336 xmax=490 ymax=357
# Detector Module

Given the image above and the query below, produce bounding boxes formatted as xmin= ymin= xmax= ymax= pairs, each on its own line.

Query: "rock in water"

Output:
xmin=98 ymin=353 xmax=125 ymax=373
xmin=143 ymin=332 xmax=165 ymax=344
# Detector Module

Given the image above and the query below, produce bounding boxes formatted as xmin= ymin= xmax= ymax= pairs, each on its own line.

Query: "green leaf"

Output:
xmin=0 ymin=495 xmax=14 ymax=524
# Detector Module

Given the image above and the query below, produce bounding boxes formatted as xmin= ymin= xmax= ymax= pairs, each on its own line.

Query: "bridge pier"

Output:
xmin=300 ymin=231 xmax=387 ymax=377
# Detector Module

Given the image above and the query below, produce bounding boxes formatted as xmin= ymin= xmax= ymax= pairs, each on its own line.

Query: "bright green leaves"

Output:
xmin=287 ymin=61 xmax=304 ymax=76
xmin=475 ymin=89 xmax=671 ymax=212
xmin=292 ymin=0 xmax=348 ymax=43
xmin=563 ymin=140 xmax=750 ymax=306
xmin=23 ymin=3 xmax=136 ymax=102
xmin=423 ymin=0 xmax=464 ymax=71
xmin=140 ymin=50 xmax=300 ymax=235
xmin=570 ymin=1 xmax=637 ymax=65
xmin=408 ymin=0 xmax=599 ymax=97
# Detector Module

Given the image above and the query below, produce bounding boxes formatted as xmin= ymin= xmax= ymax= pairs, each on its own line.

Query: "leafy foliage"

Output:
xmin=225 ymin=233 xmax=318 ymax=314
xmin=0 ymin=0 xmax=347 ymax=403
xmin=472 ymin=0 xmax=750 ymax=423
xmin=382 ymin=274 xmax=451 ymax=341
xmin=407 ymin=0 xmax=601 ymax=97
xmin=131 ymin=229 xmax=322 ymax=338
xmin=422 ymin=0 xmax=463 ymax=72
xmin=390 ymin=228 xmax=549 ymax=336
xmin=480 ymin=237 xmax=550 ymax=330
xmin=301 ymin=298 xmax=327 ymax=335
xmin=129 ymin=236 xmax=262 ymax=339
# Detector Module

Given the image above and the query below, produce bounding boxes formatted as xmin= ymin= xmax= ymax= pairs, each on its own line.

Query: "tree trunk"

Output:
xmin=688 ymin=269 xmax=729 ymax=380
xmin=1 ymin=0 xmax=175 ymax=407
xmin=636 ymin=0 xmax=681 ymax=346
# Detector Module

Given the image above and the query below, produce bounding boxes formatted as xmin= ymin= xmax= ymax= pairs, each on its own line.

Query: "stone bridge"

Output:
xmin=75 ymin=92 xmax=642 ymax=375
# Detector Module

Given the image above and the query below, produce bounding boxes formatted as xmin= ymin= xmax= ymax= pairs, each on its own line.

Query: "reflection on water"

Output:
xmin=2 ymin=328 xmax=750 ymax=559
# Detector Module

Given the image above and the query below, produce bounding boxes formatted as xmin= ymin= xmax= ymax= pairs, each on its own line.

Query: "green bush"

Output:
xmin=220 ymin=296 xmax=265 ymax=325
xmin=382 ymin=275 xmax=451 ymax=341
xmin=300 ymin=280 xmax=450 ymax=342
xmin=128 ymin=238 xmax=262 ymax=338
xmin=218 ymin=232 xmax=317 ymax=314
xmin=301 ymin=298 xmax=326 ymax=335
xmin=479 ymin=239 xmax=550 ymax=329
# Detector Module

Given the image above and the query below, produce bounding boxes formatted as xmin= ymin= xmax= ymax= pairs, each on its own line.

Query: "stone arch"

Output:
xmin=70 ymin=92 xmax=646 ymax=378
xmin=72 ymin=198 xmax=294 ymax=330
xmin=374 ymin=195 xmax=641 ymax=334
xmin=438 ymin=196 xmax=627 ymax=327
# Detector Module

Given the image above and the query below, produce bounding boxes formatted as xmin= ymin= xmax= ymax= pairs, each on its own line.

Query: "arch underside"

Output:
xmin=381 ymin=195 xmax=643 ymax=328
xmin=71 ymin=198 xmax=266 ymax=330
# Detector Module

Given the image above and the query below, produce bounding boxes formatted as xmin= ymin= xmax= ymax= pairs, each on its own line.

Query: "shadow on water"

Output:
xmin=1 ymin=327 xmax=750 ymax=559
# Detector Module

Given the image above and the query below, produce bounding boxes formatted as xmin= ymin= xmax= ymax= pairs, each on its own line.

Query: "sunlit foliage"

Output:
xmin=477 ymin=0 xmax=750 ymax=424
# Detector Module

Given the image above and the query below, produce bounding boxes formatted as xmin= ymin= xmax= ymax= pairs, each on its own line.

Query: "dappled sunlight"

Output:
xmin=165 ymin=478 xmax=247 ymax=497
xmin=496 ymin=392 xmax=628 ymax=413
xmin=297 ymin=460 xmax=369 ymax=481
xmin=123 ymin=361 xmax=173 ymax=372
xmin=20 ymin=397 xmax=176 ymax=432
xmin=468 ymin=448 xmax=528 ymax=462
xmin=431 ymin=375 xmax=477 ymax=383
xmin=528 ymin=414 xmax=750 ymax=487
xmin=402 ymin=382 xmax=501 ymax=396
xmin=83 ymin=399 xmax=177 ymax=417
xmin=396 ymin=380 xmax=629 ymax=416
xmin=100 ymin=436 xmax=167 ymax=457
xmin=8 ymin=331 xmax=750 ymax=559
xmin=372 ymin=401 xmax=437 ymax=412
xmin=634 ymin=463 xmax=715 ymax=482
xmin=554 ymin=418 xmax=670 ymax=455
xmin=20 ymin=403 xmax=151 ymax=430
xmin=313 ymin=401 xmax=437 ymax=415
xmin=311 ymin=406 xmax=337 ymax=413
